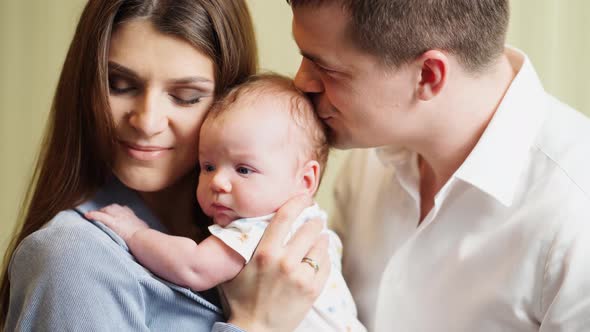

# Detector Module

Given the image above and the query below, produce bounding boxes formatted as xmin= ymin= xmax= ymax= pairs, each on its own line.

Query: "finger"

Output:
xmin=307 ymin=234 xmax=331 ymax=280
xmin=283 ymin=217 xmax=324 ymax=263
xmin=258 ymin=194 xmax=312 ymax=251
xmin=85 ymin=210 xmax=117 ymax=226
xmin=100 ymin=205 xmax=117 ymax=214
xmin=123 ymin=205 xmax=134 ymax=213
xmin=296 ymin=234 xmax=331 ymax=296
xmin=101 ymin=204 xmax=126 ymax=215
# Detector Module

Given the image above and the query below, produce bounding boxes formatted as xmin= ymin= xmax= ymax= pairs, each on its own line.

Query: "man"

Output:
xmin=288 ymin=0 xmax=590 ymax=331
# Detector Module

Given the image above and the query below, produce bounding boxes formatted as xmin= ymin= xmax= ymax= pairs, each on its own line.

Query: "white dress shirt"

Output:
xmin=330 ymin=48 xmax=590 ymax=331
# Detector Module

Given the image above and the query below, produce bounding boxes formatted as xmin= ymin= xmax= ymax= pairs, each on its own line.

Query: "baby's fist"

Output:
xmin=85 ymin=204 xmax=149 ymax=241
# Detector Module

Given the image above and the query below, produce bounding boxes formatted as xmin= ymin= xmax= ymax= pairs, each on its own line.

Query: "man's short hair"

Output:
xmin=208 ymin=73 xmax=330 ymax=177
xmin=288 ymin=0 xmax=509 ymax=73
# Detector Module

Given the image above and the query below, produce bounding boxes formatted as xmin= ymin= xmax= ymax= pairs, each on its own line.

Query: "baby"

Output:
xmin=86 ymin=74 xmax=365 ymax=332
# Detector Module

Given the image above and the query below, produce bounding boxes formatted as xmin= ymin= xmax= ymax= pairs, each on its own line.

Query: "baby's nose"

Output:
xmin=211 ymin=172 xmax=232 ymax=193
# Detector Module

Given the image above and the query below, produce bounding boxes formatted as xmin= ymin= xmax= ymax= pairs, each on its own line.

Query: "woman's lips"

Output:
xmin=120 ymin=141 xmax=172 ymax=161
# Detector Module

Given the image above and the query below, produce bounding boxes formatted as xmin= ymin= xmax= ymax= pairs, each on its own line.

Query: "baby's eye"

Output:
xmin=203 ymin=164 xmax=215 ymax=172
xmin=236 ymin=166 xmax=252 ymax=175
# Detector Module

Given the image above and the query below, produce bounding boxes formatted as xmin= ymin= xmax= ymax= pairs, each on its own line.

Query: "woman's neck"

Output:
xmin=139 ymin=173 xmax=207 ymax=240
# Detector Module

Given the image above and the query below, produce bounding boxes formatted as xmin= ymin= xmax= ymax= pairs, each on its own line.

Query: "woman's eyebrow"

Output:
xmin=167 ymin=76 xmax=214 ymax=85
xmin=108 ymin=61 xmax=213 ymax=86
xmin=108 ymin=61 xmax=141 ymax=80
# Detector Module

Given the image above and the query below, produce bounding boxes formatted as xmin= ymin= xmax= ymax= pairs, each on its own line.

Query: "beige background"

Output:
xmin=1 ymin=0 xmax=589 ymax=253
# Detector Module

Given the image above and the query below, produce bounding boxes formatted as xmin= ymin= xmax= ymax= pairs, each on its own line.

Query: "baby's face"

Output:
xmin=196 ymin=96 xmax=306 ymax=226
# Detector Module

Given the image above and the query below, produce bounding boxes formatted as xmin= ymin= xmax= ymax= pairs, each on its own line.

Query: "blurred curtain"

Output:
xmin=507 ymin=0 xmax=590 ymax=113
xmin=0 ymin=1 xmax=85 ymax=250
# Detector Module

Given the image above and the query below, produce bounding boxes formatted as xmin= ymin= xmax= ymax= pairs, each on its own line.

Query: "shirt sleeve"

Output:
xmin=539 ymin=218 xmax=590 ymax=331
xmin=5 ymin=211 xmax=150 ymax=331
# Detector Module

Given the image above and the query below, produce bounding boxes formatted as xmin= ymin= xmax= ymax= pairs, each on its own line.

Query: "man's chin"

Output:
xmin=328 ymin=132 xmax=389 ymax=150
xmin=327 ymin=130 xmax=360 ymax=150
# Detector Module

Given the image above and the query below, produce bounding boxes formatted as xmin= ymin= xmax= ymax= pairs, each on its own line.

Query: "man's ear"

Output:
xmin=299 ymin=160 xmax=321 ymax=196
xmin=416 ymin=50 xmax=449 ymax=101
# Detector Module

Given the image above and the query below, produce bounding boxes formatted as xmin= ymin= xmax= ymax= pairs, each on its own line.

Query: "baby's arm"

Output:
xmin=85 ymin=204 xmax=244 ymax=291
xmin=129 ymin=230 xmax=245 ymax=290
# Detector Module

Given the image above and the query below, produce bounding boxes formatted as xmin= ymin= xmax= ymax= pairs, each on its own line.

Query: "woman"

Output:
xmin=0 ymin=0 xmax=329 ymax=331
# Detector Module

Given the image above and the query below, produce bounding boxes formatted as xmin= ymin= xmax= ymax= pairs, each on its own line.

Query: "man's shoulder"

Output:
xmin=537 ymin=95 xmax=590 ymax=150
xmin=532 ymin=98 xmax=590 ymax=198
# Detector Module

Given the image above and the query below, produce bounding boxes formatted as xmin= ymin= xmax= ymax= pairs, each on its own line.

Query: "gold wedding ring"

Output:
xmin=301 ymin=257 xmax=320 ymax=273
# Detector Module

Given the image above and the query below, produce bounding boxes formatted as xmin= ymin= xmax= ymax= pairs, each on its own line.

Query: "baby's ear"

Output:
xmin=300 ymin=160 xmax=320 ymax=196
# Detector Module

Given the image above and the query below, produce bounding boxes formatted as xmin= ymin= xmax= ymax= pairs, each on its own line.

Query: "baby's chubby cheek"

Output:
xmin=195 ymin=183 xmax=210 ymax=213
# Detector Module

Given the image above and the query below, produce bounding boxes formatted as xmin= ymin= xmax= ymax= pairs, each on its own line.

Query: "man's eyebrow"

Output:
xmin=300 ymin=51 xmax=332 ymax=68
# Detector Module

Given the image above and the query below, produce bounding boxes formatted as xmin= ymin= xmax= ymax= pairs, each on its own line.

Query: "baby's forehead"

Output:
xmin=216 ymin=92 xmax=302 ymax=129
xmin=233 ymin=91 xmax=293 ymax=114
xmin=203 ymin=93 xmax=312 ymax=153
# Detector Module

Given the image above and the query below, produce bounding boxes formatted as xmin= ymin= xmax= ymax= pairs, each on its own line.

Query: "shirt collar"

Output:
xmin=454 ymin=47 xmax=549 ymax=206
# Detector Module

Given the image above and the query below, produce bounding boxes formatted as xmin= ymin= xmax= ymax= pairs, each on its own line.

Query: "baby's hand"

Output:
xmin=85 ymin=204 xmax=149 ymax=242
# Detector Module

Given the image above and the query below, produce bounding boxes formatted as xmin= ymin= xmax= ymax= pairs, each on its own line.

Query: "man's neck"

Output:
xmin=414 ymin=54 xmax=517 ymax=220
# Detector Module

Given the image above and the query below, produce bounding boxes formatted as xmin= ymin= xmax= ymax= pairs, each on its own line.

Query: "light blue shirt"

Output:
xmin=6 ymin=179 xmax=243 ymax=331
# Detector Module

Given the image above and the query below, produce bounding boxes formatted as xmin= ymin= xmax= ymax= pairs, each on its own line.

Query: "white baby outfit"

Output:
xmin=209 ymin=204 xmax=366 ymax=332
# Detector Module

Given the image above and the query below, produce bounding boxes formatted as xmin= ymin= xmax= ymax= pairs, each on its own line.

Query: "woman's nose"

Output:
xmin=128 ymin=91 xmax=168 ymax=137
xmin=211 ymin=171 xmax=232 ymax=193
xmin=294 ymin=58 xmax=324 ymax=94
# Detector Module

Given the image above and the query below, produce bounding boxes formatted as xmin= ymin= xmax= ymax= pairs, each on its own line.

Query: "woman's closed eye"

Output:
xmin=109 ymin=76 xmax=137 ymax=94
xmin=170 ymin=88 xmax=207 ymax=106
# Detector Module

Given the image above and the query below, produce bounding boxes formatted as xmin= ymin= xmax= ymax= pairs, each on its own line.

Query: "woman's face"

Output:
xmin=108 ymin=20 xmax=215 ymax=193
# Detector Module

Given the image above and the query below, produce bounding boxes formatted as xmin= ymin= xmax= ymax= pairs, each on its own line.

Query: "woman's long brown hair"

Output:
xmin=0 ymin=0 xmax=257 ymax=326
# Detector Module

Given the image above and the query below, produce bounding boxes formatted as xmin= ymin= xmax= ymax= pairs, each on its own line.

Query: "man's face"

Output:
xmin=292 ymin=3 xmax=419 ymax=149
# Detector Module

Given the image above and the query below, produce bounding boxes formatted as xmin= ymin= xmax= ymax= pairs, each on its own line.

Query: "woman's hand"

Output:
xmin=85 ymin=204 xmax=149 ymax=242
xmin=220 ymin=195 xmax=331 ymax=332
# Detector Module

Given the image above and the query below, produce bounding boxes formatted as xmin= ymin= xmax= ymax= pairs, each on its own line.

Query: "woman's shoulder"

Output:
xmin=7 ymin=211 xmax=220 ymax=330
xmin=19 ymin=209 xmax=119 ymax=251
xmin=11 ymin=209 xmax=139 ymax=280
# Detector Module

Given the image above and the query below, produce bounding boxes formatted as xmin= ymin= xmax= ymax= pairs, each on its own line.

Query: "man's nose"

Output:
xmin=294 ymin=58 xmax=324 ymax=93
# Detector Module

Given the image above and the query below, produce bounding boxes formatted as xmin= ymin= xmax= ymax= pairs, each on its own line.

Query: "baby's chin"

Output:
xmin=212 ymin=215 xmax=238 ymax=228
